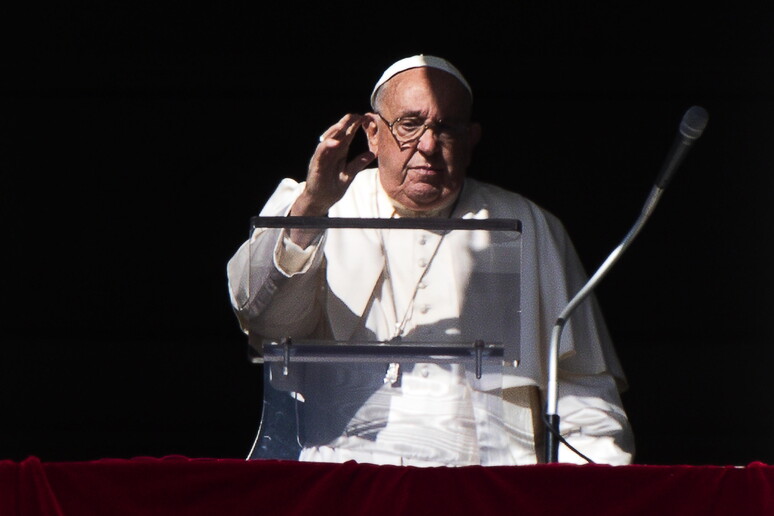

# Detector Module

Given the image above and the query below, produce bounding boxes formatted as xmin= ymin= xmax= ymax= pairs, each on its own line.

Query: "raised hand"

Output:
xmin=287 ymin=114 xmax=375 ymax=247
xmin=291 ymin=114 xmax=375 ymax=217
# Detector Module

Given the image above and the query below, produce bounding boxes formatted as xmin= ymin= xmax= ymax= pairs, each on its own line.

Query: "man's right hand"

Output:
xmin=291 ymin=113 xmax=375 ymax=217
xmin=287 ymin=114 xmax=375 ymax=247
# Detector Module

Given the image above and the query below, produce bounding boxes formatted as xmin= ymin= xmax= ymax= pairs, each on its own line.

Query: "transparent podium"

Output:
xmin=244 ymin=216 xmax=522 ymax=464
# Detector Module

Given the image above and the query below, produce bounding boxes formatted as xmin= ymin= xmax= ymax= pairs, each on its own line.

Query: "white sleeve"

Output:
xmin=226 ymin=226 xmax=327 ymax=338
xmin=226 ymin=179 xmax=328 ymax=339
xmin=556 ymin=371 xmax=635 ymax=465
xmin=274 ymin=233 xmax=320 ymax=275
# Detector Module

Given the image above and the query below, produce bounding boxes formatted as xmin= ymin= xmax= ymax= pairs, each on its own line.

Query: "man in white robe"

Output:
xmin=227 ymin=55 xmax=634 ymax=465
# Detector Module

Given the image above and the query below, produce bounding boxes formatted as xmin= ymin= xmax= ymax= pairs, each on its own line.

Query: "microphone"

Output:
xmin=655 ymin=106 xmax=710 ymax=189
xmin=544 ymin=106 xmax=709 ymax=464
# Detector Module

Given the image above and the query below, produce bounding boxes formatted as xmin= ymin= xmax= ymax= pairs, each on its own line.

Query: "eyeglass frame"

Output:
xmin=375 ymin=112 xmax=471 ymax=148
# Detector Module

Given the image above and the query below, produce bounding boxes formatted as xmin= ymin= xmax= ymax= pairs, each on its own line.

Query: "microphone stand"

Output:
xmin=544 ymin=185 xmax=664 ymax=463
xmin=544 ymin=105 xmax=709 ymax=463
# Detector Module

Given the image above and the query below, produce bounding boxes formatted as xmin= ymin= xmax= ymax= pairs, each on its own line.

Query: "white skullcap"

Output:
xmin=370 ymin=55 xmax=472 ymax=109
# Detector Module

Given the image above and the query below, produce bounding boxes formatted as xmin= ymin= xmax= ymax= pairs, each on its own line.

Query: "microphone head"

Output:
xmin=679 ymin=105 xmax=709 ymax=140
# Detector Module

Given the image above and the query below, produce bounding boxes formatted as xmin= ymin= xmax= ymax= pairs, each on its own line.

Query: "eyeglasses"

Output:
xmin=376 ymin=112 xmax=470 ymax=147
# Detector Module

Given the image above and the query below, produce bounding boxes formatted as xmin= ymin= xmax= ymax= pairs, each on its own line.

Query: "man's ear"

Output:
xmin=362 ymin=113 xmax=380 ymax=155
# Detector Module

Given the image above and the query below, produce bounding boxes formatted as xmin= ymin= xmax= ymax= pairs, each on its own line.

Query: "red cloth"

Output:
xmin=0 ymin=456 xmax=772 ymax=516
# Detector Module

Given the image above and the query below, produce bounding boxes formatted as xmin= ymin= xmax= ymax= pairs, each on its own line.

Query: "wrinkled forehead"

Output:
xmin=377 ymin=68 xmax=474 ymax=119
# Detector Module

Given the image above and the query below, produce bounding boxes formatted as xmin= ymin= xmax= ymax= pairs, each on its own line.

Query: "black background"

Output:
xmin=2 ymin=4 xmax=773 ymax=465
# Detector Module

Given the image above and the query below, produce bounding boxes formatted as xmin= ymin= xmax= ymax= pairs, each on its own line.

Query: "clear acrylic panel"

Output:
xmin=244 ymin=217 xmax=521 ymax=465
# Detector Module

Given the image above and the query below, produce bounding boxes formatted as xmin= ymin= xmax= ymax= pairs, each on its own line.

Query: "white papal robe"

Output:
xmin=228 ymin=168 xmax=634 ymax=466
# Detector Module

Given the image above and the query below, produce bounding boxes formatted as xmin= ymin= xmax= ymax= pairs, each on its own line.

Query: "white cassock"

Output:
xmin=228 ymin=169 xmax=634 ymax=466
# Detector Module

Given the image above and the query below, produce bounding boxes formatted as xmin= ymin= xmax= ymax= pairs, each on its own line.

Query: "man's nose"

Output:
xmin=415 ymin=126 xmax=439 ymax=154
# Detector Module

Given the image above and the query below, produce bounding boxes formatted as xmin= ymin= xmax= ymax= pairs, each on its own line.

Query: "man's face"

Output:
xmin=364 ymin=68 xmax=481 ymax=212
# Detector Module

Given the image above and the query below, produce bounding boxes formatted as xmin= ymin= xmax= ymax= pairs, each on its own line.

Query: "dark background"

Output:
xmin=2 ymin=5 xmax=773 ymax=465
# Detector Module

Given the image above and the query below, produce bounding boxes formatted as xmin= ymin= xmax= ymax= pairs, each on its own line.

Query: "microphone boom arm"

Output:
xmin=545 ymin=185 xmax=663 ymax=463
xmin=543 ymin=103 xmax=708 ymax=464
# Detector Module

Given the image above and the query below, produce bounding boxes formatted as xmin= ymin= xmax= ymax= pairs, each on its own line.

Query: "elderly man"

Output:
xmin=228 ymin=55 xmax=634 ymax=466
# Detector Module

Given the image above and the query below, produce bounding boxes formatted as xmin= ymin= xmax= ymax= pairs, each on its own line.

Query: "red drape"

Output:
xmin=1 ymin=456 xmax=772 ymax=516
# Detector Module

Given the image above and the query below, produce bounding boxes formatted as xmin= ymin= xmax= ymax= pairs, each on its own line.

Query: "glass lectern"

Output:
xmin=243 ymin=216 xmax=522 ymax=464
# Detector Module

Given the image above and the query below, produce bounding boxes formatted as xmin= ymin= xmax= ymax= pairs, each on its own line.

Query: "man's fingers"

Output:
xmin=317 ymin=114 xmax=364 ymax=145
xmin=344 ymin=151 xmax=376 ymax=176
xmin=304 ymin=114 xmax=371 ymax=209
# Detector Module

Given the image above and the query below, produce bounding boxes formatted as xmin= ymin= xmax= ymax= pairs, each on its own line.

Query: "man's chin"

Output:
xmin=404 ymin=187 xmax=441 ymax=206
xmin=400 ymin=186 xmax=458 ymax=213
